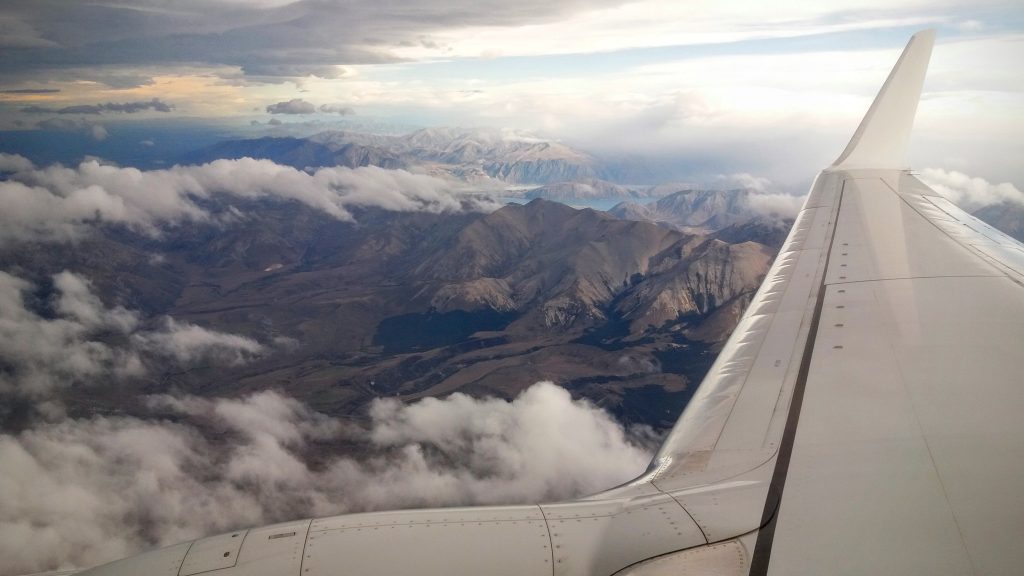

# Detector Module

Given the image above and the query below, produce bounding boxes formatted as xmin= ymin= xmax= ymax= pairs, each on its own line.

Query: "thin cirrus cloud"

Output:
xmin=0 ymin=382 xmax=655 ymax=576
xmin=0 ymin=154 xmax=502 ymax=246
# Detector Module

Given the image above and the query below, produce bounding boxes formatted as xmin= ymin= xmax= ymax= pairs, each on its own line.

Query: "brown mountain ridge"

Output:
xmin=0 ymin=197 xmax=778 ymax=430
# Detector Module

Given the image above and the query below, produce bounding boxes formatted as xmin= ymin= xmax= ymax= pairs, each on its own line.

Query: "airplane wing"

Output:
xmin=72 ymin=29 xmax=1024 ymax=576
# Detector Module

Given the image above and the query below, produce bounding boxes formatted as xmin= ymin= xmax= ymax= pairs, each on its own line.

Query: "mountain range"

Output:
xmin=972 ymin=201 xmax=1024 ymax=242
xmin=183 ymin=128 xmax=602 ymax=185
xmin=1 ymin=195 xmax=780 ymax=430
xmin=609 ymin=189 xmax=772 ymax=230
xmin=183 ymin=128 xmax=692 ymax=186
xmin=12 ymin=125 xmax=1019 ymax=436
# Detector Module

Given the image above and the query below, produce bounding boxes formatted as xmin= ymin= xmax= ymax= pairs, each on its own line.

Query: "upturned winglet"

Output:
xmin=831 ymin=29 xmax=935 ymax=170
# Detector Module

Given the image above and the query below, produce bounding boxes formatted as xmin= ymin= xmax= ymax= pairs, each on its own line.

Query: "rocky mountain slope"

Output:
xmin=973 ymin=202 xmax=1024 ymax=242
xmin=609 ymin=189 xmax=765 ymax=231
xmin=1 ymin=197 xmax=776 ymax=430
xmin=521 ymin=179 xmax=642 ymax=201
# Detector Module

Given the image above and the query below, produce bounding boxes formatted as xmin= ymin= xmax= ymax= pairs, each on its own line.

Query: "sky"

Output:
xmin=0 ymin=0 xmax=1021 ymax=191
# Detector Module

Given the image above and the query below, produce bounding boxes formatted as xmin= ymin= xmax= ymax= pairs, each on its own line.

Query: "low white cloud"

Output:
xmin=717 ymin=172 xmax=772 ymax=193
xmin=319 ymin=103 xmax=354 ymax=115
xmin=0 ymin=153 xmax=34 ymax=173
xmin=746 ymin=193 xmax=805 ymax=219
xmin=365 ymin=383 xmax=653 ymax=504
xmin=0 ymin=155 xmax=501 ymax=246
xmin=266 ymin=99 xmax=316 ymax=114
xmin=52 ymin=271 xmax=139 ymax=333
xmin=919 ymin=167 xmax=1024 ymax=211
xmin=712 ymin=173 xmax=805 ymax=219
xmin=617 ymin=354 xmax=661 ymax=374
xmin=0 ymin=271 xmax=143 ymax=398
xmin=133 ymin=318 xmax=263 ymax=366
xmin=0 ymin=271 xmax=262 ymax=399
xmin=90 ymin=124 xmax=109 ymax=141
xmin=0 ymin=383 xmax=654 ymax=575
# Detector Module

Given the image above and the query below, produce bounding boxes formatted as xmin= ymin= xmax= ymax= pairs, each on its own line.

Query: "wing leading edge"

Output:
xmin=71 ymin=29 xmax=1024 ymax=576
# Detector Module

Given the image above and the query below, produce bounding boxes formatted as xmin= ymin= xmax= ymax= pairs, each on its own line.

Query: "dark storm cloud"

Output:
xmin=0 ymin=0 xmax=625 ymax=81
xmin=20 ymin=98 xmax=173 ymax=114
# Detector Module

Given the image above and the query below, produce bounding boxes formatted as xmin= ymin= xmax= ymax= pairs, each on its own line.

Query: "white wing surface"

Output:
xmin=71 ymin=30 xmax=1024 ymax=576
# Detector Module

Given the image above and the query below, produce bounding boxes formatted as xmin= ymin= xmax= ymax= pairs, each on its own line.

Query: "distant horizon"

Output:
xmin=1 ymin=1 xmax=1021 ymax=192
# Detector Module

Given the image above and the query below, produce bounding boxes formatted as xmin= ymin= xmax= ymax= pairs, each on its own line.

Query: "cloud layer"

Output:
xmin=746 ymin=191 xmax=806 ymax=219
xmin=266 ymin=98 xmax=316 ymax=115
xmin=0 ymin=271 xmax=263 ymax=400
xmin=0 ymin=0 xmax=625 ymax=80
xmin=264 ymin=100 xmax=355 ymax=115
xmin=0 ymin=266 xmax=654 ymax=575
xmin=0 ymin=383 xmax=653 ymax=575
xmin=21 ymin=98 xmax=173 ymax=115
xmin=31 ymin=117 xmax=109 ymax=140
xmin=919 ymin=167 xmax=1024 ymax=211
xmin=319 ymin=103 xmax=354 ymax=115
xmin=0 ymin=154 xmax=501 ymax=246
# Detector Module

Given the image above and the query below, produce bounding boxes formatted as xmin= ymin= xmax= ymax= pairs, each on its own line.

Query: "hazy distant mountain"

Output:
xmin=521 ymin=179 xmax=641 ymax=201
xmin=709 ymin=215 xmax=793 ymax=249
xmin=184 ymin=128 xmax=607 ymax=185
xmin=609 ymin=189 xmax=764 ymax=231
xmin=182 ymin=136 xmax=404 ymax=170
xmin=3 ymin=197 xmax=775 ymax=429
xmin=973 ymin=202 xmax=1024 ymax=242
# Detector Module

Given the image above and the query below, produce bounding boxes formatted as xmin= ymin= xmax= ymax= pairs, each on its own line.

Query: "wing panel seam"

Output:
xmin=536 ymin=504 xmax=556 ymax=575
xmin=747 ymin=182 xmax=845 ymax=575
